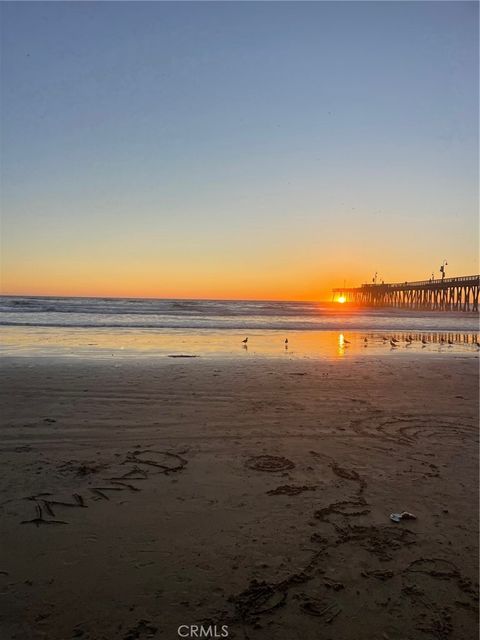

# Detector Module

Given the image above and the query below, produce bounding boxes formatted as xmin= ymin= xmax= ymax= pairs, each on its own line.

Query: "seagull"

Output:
xmin=447 ymin=339 xmax=453 ymax=345
xmin=343 ymin=338 xmax=351 ymax=344
xmin=364 ymin=337 xmax=368 ymax=343
xmin=382 ymin=336 xmax=388 ymax=342
xmin=475 ymin=341 xmax=480 ymax=348
xmin=421 ymin=337 xmax=428 ymax=345
xmin=242 ymin=337 xmax=248 ymax=344
xmin=440 ymin=337 xmax=445 ymax=344
xmin=390 ymin=339 xmax=398 ymax=347
xmin=406 ymin=336 xmax=412 ymax=343
xmin=391 ymin=337 xmax=400 ymax=343
xmin=285 ymin=338 xmax=289 ymax=345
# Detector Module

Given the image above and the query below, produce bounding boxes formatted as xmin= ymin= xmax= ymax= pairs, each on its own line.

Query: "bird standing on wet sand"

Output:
xmin=364 ymin=337 xmax=368 ymax=343
xmin=343 ymin=338 xmax=351 ymax=344
xmin=391 ymin=337 xmax=399 ymax=343
xmin=390 ymin=339 xmax=398 ymax=348
xmin=242 ymin=337 xmax=248 ymax=344
xmin=421 ymin=337 xmax=428 ymax=345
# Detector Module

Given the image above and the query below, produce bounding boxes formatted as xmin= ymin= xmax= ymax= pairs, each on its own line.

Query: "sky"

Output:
xmin=1 ymin=1 xmax=478 ymax=301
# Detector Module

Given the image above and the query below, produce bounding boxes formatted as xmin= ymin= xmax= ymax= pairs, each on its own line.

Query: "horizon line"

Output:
xmin=0 ymin=291 xmax=339 ymax=304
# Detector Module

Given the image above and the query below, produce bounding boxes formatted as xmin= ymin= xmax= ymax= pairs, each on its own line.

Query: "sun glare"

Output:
xmin=337 ymin=296 xmax=346 ymax=304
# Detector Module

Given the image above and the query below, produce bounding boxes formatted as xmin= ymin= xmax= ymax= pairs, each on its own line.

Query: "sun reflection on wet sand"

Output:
xmin=337 ymin=333 xmax=346 ymax=357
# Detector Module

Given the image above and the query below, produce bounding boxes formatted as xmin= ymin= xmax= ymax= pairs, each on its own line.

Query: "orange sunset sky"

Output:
xmin=1 ymin=2 xmax=478 ymax=301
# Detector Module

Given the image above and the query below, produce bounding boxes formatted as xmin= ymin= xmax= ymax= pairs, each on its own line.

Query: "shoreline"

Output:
xmin=1 ymin=327 xmax=478 ymax=361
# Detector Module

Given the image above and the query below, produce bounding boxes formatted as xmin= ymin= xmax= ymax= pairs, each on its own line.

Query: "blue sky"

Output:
xmin=1 ymin=1 xmax=478 ymax=299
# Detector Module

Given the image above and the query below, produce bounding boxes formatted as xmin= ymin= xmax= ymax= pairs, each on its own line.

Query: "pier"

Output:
xmin=332 ymin=275 xmax=479 ymax=312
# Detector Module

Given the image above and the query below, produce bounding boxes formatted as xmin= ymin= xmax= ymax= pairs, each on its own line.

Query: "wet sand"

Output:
xmin=0 ymin=353 xmax=478 ymax=639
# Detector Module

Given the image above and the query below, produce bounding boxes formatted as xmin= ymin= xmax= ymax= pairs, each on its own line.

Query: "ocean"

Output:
xmin=1 ymin=296 xmax=478 ymax=359
xmin=2 ymin=296 xmax=479 ymax=331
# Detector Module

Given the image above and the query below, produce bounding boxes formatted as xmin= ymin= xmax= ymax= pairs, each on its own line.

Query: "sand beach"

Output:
xmin=0 ymin=340 xmax=478 ymax=639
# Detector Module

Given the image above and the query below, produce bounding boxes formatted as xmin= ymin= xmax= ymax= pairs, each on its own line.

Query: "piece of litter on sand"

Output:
xmin=390 ymin=511 xmax=417 ymax=523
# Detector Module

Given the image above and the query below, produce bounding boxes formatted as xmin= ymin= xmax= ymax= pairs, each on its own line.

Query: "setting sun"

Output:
xmin=337 ymin=296 xmax=346 ymax=304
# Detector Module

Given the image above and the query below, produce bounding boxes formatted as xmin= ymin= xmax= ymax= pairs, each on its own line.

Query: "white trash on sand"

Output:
xmin=389 ymin=511 xmax=417 ymax=523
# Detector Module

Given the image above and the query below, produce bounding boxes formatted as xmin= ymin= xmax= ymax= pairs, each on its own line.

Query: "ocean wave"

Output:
xmin=0 ymin=297 xmax=323 ymax=317
xmin=0 ymin=296 xmax=477 ymax=333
